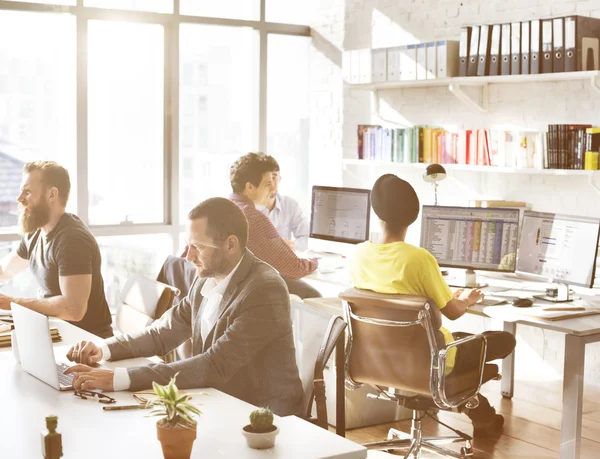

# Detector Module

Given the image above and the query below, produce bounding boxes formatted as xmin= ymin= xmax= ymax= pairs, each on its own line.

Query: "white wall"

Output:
xmin=310 ymin=1 xmax=600 ymax=384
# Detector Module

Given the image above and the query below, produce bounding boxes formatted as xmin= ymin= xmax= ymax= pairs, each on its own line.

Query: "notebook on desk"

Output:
xmin=483 ymin=305 xmax=600 ymax=321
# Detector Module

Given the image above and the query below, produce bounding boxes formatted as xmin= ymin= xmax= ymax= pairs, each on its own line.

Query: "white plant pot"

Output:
xmin=241 ymin=425 xmax=279 ymax=449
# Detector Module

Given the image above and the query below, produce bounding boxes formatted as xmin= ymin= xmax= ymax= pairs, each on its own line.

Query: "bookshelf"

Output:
xmin=348 ymin=70 xmax=600 ymax=113
xmin=342 ymin=159 xmax=597 ymax=176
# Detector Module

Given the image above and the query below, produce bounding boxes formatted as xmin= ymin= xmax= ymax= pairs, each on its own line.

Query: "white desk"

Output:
xmin=305 ymin=267 xmax=600 ymax=459
xmin=0 ymin=320 xmax=366 ymax=459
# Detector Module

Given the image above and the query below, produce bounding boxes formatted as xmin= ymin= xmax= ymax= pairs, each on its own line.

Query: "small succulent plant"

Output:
xmin=249 ymin=407 xmax=275 ymax=433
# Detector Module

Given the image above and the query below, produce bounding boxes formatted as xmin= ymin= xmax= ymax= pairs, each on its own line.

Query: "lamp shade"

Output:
xmin=423 ymin=163 xmax=447 ymax=183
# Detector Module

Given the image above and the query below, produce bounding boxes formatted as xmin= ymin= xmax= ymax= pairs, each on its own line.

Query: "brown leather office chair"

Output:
xmin=303 ymin=315 xmax=347 ymax=431
xmin=340 ymin=288 xmax=500 ymax=459
xmin=115 ymin=274 xmax=176 ymax=336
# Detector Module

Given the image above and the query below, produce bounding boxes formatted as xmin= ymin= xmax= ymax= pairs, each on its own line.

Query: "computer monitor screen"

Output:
xmin=420 ymin=205 xmax=520 ymax=272
xmin=516 ymin=211 xmax=600 ymax=288
xmin=310 ymin=186 xmax=371 ymax=244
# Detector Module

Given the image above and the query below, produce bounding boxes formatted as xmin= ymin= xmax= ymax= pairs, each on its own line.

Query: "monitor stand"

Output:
xmin=446 ymin=269 xmax=488 ymax=289
xmin=533 ymin=283 xmax=574 ymax=303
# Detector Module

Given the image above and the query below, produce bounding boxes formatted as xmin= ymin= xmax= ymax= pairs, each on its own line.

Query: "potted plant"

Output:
xmin=148 ymin=374 xmax=202 ymax=459
xmin=241 ymin=407 xmax=279 ymax=449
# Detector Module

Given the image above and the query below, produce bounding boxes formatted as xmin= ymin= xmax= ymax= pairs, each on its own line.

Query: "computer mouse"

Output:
xmin=512 ymin=298 xmax=533 ymax=308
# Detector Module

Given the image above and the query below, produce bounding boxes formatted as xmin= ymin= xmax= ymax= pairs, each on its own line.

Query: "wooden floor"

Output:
xmin=341 ymin=378 xmax=600 ymax=458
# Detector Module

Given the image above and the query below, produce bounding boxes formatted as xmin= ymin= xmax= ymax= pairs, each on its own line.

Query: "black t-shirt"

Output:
xmin=17 ymin=213 xmax=113 ymax=338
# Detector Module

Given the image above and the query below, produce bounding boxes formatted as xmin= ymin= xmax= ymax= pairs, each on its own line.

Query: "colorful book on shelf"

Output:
xmin=546 ymin=124 xmax=594 ymax=169
xmin=355 ymin=125 xmax=558 ymax=169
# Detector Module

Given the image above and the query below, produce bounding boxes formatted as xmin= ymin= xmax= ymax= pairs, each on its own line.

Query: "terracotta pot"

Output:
xmin=241 ymin=424 xmax=279 ymax=449
xmin=156 ymin=420 xmax=197 ymax=459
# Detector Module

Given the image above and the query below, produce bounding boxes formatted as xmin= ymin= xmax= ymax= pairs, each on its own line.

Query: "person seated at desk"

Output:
xmin=0 ymin=161 xmax=113 ymax=338
xmin=350 ymin=174 xmax=516 ymax=437
xmin=65 ymin=198 xmax=304 ymax=417
xmin=261 ymin=154 xmax=310 ymax=252
xmin=228 ymin=152 xmax=321 ymax=299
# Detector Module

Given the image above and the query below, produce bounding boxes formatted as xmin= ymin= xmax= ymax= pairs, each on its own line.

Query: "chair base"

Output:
xmin=363 ymin=412 xmax=473 ymax=459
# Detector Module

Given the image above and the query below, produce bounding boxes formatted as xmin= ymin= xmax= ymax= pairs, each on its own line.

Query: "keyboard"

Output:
xmin=318 ymin=258 xmax=346 ymax=272
xmin=477 ymin=297 xmax=508 ymax=306
xmin=56 ymin=363 xmax=74 ymax=388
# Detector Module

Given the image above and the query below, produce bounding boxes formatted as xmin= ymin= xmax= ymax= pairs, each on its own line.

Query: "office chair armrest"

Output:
xmin=432 ymin=333 xmax=488 ymax=410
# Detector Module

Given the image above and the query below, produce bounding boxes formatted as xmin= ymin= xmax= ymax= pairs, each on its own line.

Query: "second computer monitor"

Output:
xmin=420 ymin=205 xmax=520 ymax=273
xmin=516 ymin=210 xmax=600 ymax=288
xmin=310 ymin=186 xmax=371 ymax=244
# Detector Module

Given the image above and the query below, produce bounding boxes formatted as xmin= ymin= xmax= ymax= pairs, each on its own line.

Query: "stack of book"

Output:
xmin=0 ymin=325 xmax=62 ymax=348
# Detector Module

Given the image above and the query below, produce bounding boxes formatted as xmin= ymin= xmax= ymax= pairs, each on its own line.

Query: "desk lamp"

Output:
xmin=423 ymin=163 xmax=447 ymax=206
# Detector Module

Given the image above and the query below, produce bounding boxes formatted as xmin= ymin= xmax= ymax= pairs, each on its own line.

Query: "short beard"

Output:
xmin=19 ymin=202 xmax=51 ymax=234
xmin=196 ymin=252 xmax=227 ymax=279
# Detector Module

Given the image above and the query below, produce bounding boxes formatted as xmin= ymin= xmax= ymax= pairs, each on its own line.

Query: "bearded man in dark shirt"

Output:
xmin=0 ymin=161 xmax=113 ymax=338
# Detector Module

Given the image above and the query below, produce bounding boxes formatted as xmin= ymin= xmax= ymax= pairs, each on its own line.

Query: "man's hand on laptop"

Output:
xmin=0 ymin=292 xmax=13 ymax=310
xmin=64 ymin=365 xmax=114 ymax=391
xmin=66 ymin=340 xmax=103 ymax=366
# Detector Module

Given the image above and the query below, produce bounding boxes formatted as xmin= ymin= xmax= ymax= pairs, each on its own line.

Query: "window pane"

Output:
xmin=97 ymin=234 xmax=172 ymax=309
xmin=2 ymin=0 xmax=75 ymax=5
xmin=0 ymin=11 xmax=76 ymax=233
xmin=267 ymin=35 xmax=310 ymax=207
xmin=179 ymin=24 xmax=257 ymax=219
xmin=180 ymin=0 xmax=258 ymax=21
xmin=0 ymin=241 xmax=38 ymax=299
xmin=84 ymin=0 xmax=173 ymax=13
xmin=88 ymin=21 xmax=164 ymax=225
xmin=266 ymin=0 xmax=314 ymax=25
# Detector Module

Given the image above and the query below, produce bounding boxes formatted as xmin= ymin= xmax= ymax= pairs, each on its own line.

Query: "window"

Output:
xmin=88 ymin=20 xmax=165 ymax=225
xmin=180 ymin=0 xmax=259 ymax=21
xmin=2 ymin=0 xmax=75 ymax=5
xmin=84 ymin=0 xmax=172 ymax=13
xmin=266 ymin=0 xmax=314 ymax=25
xmin=267 ymin=34 xmax=310 ymax=207
xmin=97 ymin=234 xmax=172 ymax=309
xmin=179 ymin=24 xmax=257 ymax=219
xmin=0 ymin=10 xmax=76 ymax=233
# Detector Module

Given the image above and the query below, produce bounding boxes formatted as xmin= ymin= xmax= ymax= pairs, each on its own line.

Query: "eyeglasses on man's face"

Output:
xmin=74 ymin=389 xmax=116 ymax=404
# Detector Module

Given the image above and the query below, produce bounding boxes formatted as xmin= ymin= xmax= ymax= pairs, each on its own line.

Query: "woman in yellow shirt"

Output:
xmin=350 ymin=174 xmax=516 ymax=437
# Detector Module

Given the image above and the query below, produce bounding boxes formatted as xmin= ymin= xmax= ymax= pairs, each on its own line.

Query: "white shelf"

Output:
xmin=342 ymin=159 xmax=597 ymax=176
xmin=348 ymin=71 xmax=600 ymax=112
xmin=348 ymin=70 xmax=600 ymax=91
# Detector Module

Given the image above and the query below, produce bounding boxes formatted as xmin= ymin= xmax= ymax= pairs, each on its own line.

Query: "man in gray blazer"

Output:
xmin=65 ymin=198 xmax=304 ymax=417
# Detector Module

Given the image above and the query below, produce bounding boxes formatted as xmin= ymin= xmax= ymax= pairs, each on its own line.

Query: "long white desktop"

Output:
xmin=304 ymin=259 xmax=600 ymax=459
xmin=0 ymin=319 xmax=367 ymax=459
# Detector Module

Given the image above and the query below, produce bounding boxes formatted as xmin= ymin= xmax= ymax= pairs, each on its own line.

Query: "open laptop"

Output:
xmin=11 ymin=302 xmax=74 ymax=391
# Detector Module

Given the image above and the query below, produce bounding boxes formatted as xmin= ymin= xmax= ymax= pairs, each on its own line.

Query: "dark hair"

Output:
xmin=24 ymin=161 xmax=71 ymax=206
xmin=188 ymin=197 xmax=248 ymax=249
xmin=261 ymin=154 xmax=280 ymax=172
xmin=371 ymin=174 xmax=420 ymax=233
xmin=229 ymin=153 xmax=273 ymax=193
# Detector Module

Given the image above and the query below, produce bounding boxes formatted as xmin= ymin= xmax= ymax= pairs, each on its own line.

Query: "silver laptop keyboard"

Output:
xmin=56 ymin=363 xmax=74 ymax=387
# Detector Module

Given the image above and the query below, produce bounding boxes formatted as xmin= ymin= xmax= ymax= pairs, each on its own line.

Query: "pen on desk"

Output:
xmin=103 ymin=404 xmax=149 ymax=411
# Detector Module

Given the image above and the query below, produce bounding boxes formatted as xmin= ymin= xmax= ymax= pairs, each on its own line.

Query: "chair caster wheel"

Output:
xmin=461 ymin=446 xmax=474 ymax=457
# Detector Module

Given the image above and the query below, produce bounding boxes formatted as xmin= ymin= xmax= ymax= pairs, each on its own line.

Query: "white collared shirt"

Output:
xmin=98 ymin=255 xmax=245 ymax=392
xmin=263 ymin=194 xmax=310 ymax=251
xmin=199 ymin=255 xmax=244 ymax=344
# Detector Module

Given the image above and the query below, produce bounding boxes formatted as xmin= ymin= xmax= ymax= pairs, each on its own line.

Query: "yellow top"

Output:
xmin=350 ymin=240 xmax=456 ymax=373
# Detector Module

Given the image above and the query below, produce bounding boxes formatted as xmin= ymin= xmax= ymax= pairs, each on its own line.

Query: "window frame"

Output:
xmin=0 ymin=0 xmax=310 ymax=253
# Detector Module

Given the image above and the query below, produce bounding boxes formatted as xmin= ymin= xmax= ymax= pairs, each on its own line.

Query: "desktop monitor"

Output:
xmin=309 ymin=186 xmax=371 ymax=245
xmin=420 ymin=205 xmax=521 ymax=287
xmin=516 ymin=211 xmax=600 ymax=300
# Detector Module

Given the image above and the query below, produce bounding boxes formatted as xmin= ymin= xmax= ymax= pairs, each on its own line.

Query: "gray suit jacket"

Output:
xmin=105 ymin=250 xmax=304 ymax=417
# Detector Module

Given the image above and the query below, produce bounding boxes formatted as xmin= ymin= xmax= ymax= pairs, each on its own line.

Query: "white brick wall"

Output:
xmin=310 ymin=1 xmax=600 ymax=384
